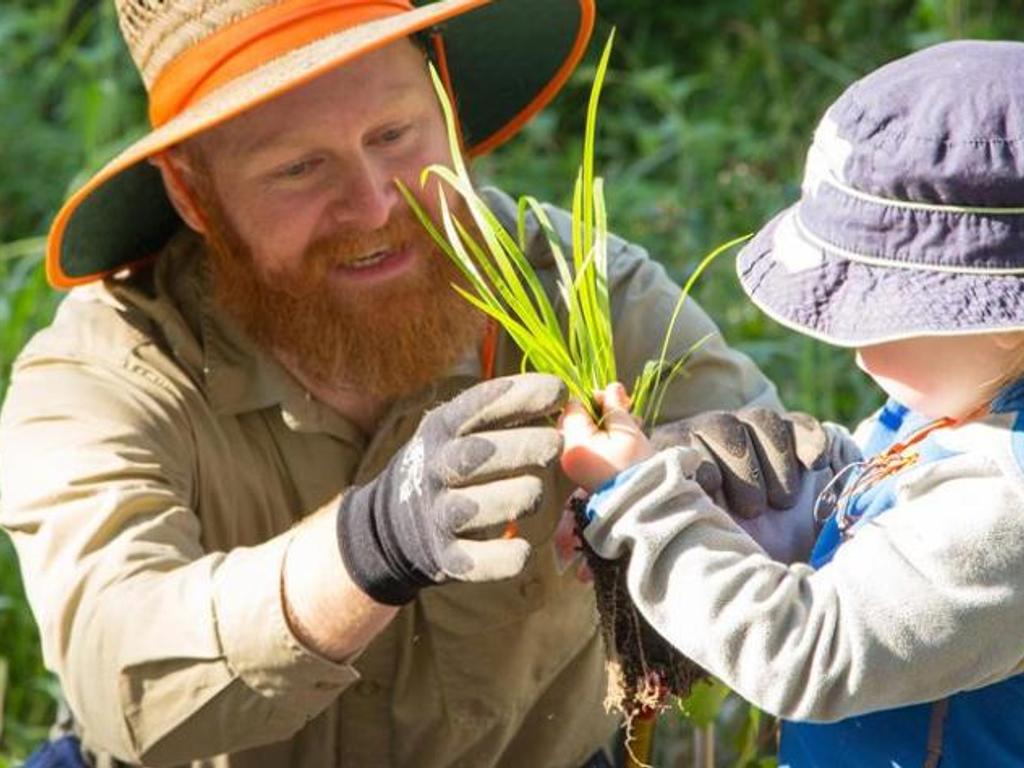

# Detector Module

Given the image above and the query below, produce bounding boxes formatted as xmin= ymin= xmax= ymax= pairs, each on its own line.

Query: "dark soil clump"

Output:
xmin=571 ymin=495 xmax=709 ymax=718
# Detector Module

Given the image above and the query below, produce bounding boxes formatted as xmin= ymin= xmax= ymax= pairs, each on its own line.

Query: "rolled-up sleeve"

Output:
xmin=1 ymin=355 xmax=356 ymax=765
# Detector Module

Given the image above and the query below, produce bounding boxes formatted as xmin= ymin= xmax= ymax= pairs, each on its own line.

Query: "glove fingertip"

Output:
xmin=693 ymin=460 xmax=723 ymax=496
xmin=789 ymin=412 xmax=830 ymax=470
xmin=463 ymin=538 xmax=533 ymax=582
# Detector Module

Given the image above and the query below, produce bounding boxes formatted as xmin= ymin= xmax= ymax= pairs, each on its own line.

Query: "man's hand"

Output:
xmin=337 ymin=373 xmax=567 ymax=606
xmin=650 ymin=409 xmax=860 ymax=563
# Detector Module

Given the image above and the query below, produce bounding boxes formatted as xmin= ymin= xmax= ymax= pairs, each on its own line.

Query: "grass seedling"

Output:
xmin=399 ymin=31 xmax=748 ymax=427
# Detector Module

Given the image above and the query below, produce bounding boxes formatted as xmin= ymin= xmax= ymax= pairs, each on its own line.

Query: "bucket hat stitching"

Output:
xmin=741 ymin=254 xmax=771 ymax=296
xmin=740 ymin=249 xmax=1024 ymax=347
xmin=792 ymin=209 xmax=1024 ymax=274
xmin=842 ymin=95 xmax=1024 ymax=146
xmin=810 ymin=177 xmax=1024 ymax=216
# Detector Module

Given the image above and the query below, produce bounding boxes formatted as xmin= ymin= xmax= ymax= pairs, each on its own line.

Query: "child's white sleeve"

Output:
xmin=583 ymin=446 xmax=1024 ymax=722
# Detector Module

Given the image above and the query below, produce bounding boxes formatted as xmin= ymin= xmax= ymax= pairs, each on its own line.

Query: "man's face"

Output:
xmin=180 ymin=39 xmax=484 ymax=400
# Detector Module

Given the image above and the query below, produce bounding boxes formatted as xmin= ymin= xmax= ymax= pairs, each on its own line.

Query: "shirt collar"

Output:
xmin=149 ymin=231 xmax=298 ymax=417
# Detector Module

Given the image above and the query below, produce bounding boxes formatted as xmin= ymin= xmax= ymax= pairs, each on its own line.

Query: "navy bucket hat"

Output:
xmin=737 ymin=40 xmax=1024 ymax=347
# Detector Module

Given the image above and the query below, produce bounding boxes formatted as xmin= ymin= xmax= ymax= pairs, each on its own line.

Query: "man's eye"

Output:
xmin=375 ymin=125 xmax=412 ymax=145
xmin=275 ymin=158 xmax=322 ymax=179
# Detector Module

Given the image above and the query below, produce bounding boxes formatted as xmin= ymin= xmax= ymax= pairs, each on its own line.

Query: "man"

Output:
xmin=1 ymin=1 xmax=832 ymax=766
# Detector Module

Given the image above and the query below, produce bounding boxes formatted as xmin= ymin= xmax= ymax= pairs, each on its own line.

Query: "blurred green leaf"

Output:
xmin=0 ymin=238 xmax=45 ymax=262
xmin=678 ymin=679 xmax=731 ymax=728
xmin=0 ymin=657 xmax=8 ymax=741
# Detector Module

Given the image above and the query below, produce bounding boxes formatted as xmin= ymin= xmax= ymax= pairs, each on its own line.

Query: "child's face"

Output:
xmin=855 ymin=333 xmax=1022 ymax=419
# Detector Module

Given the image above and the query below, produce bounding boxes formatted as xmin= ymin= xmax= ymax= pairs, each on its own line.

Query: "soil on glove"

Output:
xmin=571 ymin=496 xmax=709 ymax=719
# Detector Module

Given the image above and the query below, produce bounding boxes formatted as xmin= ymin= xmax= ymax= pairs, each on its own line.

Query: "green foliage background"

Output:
xmin=2 ymin=0 xmax=1023 ymax=764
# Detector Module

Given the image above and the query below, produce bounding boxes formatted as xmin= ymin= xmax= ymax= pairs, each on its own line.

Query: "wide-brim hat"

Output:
xmin=47 ymin=0 xmax=595 ymax=289
xmin=737 ymin=40 xmax=1024 ymax=348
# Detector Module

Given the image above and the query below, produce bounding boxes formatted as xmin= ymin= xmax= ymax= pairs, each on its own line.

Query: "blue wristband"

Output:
xmin=583 ymin=463 xmax=646 ymax=524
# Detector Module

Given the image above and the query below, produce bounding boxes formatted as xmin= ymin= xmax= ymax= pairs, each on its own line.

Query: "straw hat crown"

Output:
xmin=118 ymin=0 xmax=279 ymax=89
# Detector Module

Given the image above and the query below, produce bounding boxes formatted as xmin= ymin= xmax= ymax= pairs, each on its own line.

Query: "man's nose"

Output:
xmin=329 ymin=156 xmax=397 ymax=231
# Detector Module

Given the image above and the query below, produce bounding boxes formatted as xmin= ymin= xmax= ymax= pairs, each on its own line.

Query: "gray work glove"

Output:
xmin=338 ymin=373 xmax=567 ymax=605
xmin=651 ymin=408 xmax=861 ymax=563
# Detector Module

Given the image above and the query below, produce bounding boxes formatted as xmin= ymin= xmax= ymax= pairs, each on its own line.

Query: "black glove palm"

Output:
xmin=651 ymin=408 xmax=861 ymax=563
xmin=338 ymin=373 xmax=567 ymax=605
xmin=652 ymin=409 xmax=829 ymax=517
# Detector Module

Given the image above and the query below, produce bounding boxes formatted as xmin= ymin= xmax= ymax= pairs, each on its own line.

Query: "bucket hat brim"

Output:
xmin=738 ymin=41 xmax=1024 ymax=349
xmin=48 ymin=0 xmax=595 ymax=288
xmin=736 ymin=206 xmax=1024 ymax=348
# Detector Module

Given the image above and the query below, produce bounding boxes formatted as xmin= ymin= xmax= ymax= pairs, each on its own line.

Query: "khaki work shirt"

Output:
xmin=1 ymin=188 xmax=779 ymax=767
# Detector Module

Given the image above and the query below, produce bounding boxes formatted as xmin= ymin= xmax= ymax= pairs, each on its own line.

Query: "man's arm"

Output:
xmin=0 ymin=357 xmax=364 ymax=764
xmin=2 ymin=351 xmax=565 ymax=764
xmin=285 ymin=373 xmax=568 ymax=658
xmin=283 ymin=504 xmax=397 ymax=661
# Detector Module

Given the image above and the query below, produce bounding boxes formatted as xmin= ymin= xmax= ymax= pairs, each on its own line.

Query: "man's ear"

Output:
xmin=149 ymin=148 xmax=208 ymax=234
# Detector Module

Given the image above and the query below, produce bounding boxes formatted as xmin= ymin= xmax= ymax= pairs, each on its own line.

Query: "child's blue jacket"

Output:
xmin=781 ymin=392 xmax=1024 ymax=766
xmin=584 ymin=383 xmax=1024 ymax=766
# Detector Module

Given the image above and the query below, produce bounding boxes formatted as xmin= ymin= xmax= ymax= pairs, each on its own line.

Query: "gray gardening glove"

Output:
xmin=650 ymin=408 xmax=861 ymax=563
xmin=338 ymin=373 xmax=567 ymax=605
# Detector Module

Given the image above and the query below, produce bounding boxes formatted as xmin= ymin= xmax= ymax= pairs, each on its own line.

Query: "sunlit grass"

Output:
xmin=401 ymin=33 xmax=749 ymax=428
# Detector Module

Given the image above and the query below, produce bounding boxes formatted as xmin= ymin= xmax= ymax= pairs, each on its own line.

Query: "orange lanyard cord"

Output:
xmin=478 ymin=318 xmax=499 ymax=381
xmin=822 ymin=403 xmax=988 ymax=533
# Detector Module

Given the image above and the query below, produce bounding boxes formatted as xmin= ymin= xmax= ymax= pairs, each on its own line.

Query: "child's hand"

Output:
xmin=559 ymin=382 xmax=656 ymax=492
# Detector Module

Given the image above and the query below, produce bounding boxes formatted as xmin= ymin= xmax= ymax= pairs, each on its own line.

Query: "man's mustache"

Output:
xmin=304 ymin=207 xmax=426 ymax=275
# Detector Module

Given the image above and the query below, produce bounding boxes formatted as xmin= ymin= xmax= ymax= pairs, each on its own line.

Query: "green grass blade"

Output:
xmin=590 ymin=177 xmax=615 ymax=383
xmin=580 ymin=30 xmax=616 ymax=283
xmin=398 ymin=177 xmax=491 ymax=293
xmin=421 ymin=165 xmax=568 ymax=354
xmin=407 ymin=36 xmax=732 ymax=428
xmin=642 ymin=332 xmax=715 ymax=427
xmin=429 ymin=66 xmax=470 ymax=181
xmin=654 ymin=233 xmax=752 ymax=371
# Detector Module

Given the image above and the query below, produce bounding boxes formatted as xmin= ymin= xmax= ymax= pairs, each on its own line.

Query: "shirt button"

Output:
xmin=519 ymin=577 xmax=544 ymax=605
xmin=355 ymin=679 xmax=382 ymax=696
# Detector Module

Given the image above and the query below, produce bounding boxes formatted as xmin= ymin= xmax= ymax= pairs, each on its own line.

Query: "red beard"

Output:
xmin=195 ymin=175 xmax=485 ymax=402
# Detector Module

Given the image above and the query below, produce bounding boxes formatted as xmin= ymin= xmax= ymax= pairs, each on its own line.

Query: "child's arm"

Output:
xmin=560 ymin=393 xmax=1024 ymax=722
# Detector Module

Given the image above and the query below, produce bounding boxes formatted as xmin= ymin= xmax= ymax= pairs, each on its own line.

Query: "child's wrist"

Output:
xmin=581 ymin=471 xmax=617 ymax=494
xmin=582 ymin=458 xmax=654 ymax=524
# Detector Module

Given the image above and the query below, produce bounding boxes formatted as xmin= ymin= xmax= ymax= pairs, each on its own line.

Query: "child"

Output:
xmin=560 ymin=40 xmax=1024 ymax=767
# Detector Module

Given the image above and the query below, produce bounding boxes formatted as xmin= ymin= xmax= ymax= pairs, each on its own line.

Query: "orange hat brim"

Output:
xmin=47 ymin=0 xmax=595 ymax=288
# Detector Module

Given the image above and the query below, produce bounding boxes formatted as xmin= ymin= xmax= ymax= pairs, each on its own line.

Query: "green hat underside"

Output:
xmin=59 ymin=0 xmax=587 ymax=283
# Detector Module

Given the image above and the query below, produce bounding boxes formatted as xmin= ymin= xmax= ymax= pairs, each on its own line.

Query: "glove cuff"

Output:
xmin=336 ymin=484 xmax=426 ymax=607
